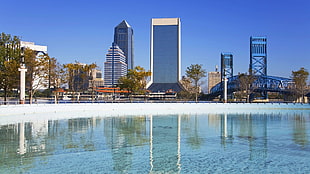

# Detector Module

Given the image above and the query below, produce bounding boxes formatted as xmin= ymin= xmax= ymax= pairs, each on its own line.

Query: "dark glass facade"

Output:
xmin=114 ymin=20 xmax=134 ymax=70
xmin=148 ymin=18 xmax=182 ymax=92
xmin=153 ymin=25 xmax=179 ymax=83
xmin=151 ymin=19 xmax=180 ymax=83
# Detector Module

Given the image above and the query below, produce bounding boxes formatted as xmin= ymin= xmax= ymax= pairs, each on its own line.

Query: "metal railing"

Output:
xmin=1 ymin=98 xmax=309 ymax=106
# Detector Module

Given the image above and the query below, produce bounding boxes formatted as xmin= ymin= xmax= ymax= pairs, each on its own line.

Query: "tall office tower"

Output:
xmin=104 ymin=43 xmax=127 ymax=87
xmin=208 ymin=71 xmax=221 ymax=94
xmin=221 ymin=53 xmax=233 ymax=80
xmin=114 ymin=20 xmax=134 ymax=70
xmin=250 ymin=36 xmax=267 ymax=76
xmin=148 ymin=18 xmax=183 ymax=92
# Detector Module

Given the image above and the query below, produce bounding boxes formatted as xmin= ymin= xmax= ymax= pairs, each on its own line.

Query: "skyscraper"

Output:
xmin=250 ymin=36 xmax=267 ymax=76
xmin=148 ymin=18 xmax=182 ymax=92
xmin=104 ymin=43 xmax=127 ymax=87
xmin=114 ymin=20 xmax=134 ymax=70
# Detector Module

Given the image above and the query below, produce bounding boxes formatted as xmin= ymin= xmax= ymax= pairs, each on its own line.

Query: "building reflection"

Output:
xmin=208 ymin=113 xmax=268 ymax=160
xmin=0 ymin=112 xmax=309 ymax=172
xmin=236 ymin=114 xmax=268 ymax=161
xmin=182 ymin=114 xmax=204 ymax=149
xmin=103 ymin=116 xmax=148 ymax=173
xmin=0 ymin=120 xmax=49 ymax=173
xmin=149 ymin=115 xmax=181 ymax=173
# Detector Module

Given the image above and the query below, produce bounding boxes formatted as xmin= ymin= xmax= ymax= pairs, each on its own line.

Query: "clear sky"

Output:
xmin=2 ymin=0 xmax=310 ymax=81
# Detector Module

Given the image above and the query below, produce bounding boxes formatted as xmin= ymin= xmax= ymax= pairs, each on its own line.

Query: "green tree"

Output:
xmin=64 ymin=62 xmax=97 ymax=92
xmin=118 ymin=66 xmax=151 ymax=100
xmin=291 ymin=67 xmax=309 ymax=103
xmin=64 ymin=62 xmax=79 ymax=91
xmin=185 ymin=64 xmax=206 ymax=102
xmin=0 ymin=33 xmax=21 ymax=103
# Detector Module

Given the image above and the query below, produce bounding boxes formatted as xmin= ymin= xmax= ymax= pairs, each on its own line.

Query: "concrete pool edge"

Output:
xmin=1 ymin=102 xmax=309 ymax=115
xmin=1 ymin=103 xmax=309 ymax=123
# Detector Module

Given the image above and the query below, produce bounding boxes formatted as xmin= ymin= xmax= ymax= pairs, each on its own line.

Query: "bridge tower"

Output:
xmin=250 ymin=36 xmax=268 ymax=99
xmin=221 ymin=53 xmax=233 ymax=102
xmin=250 ymin=36 xmax=267 ymax=76
xmin=221 ymin=53 xmax=233 ymax=79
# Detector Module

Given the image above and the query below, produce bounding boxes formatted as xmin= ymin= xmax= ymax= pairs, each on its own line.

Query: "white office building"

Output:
xmin=104 ymin=43 xmax=127 ymax=87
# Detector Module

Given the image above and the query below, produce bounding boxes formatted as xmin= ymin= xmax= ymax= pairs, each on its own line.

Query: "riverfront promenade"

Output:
xmin=1 ymin=102 xmax=309 ymax=125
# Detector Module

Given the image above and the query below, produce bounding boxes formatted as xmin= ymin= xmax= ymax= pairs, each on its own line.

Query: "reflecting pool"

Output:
xmin=1 ymin=112 xmax=310 ymax=173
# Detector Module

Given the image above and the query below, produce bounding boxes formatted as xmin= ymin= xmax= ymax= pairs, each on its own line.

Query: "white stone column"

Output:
xmin=224 ymin=77 xmax=228 ymax=103
xmin=19 ymin=65 xmax=27 ymax=104
xmin=18 ymin=122 xmax=26 ymax=155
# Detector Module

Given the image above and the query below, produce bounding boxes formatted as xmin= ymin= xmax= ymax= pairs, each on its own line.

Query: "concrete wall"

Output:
xmin=1 ymin=103 xmax=309 ymax=125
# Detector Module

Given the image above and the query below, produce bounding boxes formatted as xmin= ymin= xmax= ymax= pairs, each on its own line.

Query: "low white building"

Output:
xmin=20 ymin=41 xmax=47 ymax=54
xmin=21 ymin=41 xmax=49 ymax=90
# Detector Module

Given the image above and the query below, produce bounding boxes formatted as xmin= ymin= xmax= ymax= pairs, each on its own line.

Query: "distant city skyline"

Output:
xmin=2 ymin=0 xmax=309 ymax=83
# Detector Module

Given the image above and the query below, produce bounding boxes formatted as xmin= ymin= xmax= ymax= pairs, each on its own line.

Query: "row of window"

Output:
xmin=251 ymin=44 xmax=266 ymax=54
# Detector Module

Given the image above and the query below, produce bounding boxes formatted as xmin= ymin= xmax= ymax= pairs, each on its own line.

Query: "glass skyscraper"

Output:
xmin=148 ymin=18 xmax=182 ymax=92
xmin=114 ymin=20 xmax=134 ymax=70
xmin=104 ymin=43 xmax=127 ymax=87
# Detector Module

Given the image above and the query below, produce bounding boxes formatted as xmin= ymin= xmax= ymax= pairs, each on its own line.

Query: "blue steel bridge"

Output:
xmin=209 ymin=75 xmax=294 ymax=97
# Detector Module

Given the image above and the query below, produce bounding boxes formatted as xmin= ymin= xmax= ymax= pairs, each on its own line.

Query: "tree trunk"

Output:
xmin=195 ymin=81 xmax=198 ymax=103
xmin=4 ymin=87 xmax=8 ymax=105
xmin=54 ymin=92 xmax=58 ymax=104
xmin=29 ymin=90 xmax=33 ymax=104
xmin=195 ymin=90 xmax=198 ymax=103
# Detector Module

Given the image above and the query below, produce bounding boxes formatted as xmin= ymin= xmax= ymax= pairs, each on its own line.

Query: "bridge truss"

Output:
xmin=209 ymin=75 xmax=294 ymax=97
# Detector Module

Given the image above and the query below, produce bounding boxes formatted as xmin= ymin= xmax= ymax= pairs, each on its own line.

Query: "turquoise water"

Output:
xmin=0 ymin=112 xmax=309 ymax=173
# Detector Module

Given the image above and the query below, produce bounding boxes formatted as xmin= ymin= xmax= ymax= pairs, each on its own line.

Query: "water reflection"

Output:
xmin=292 ymin=115 xmax=308 ymax=147
xmin=103 ymin=116 xmax=148 ymax=173
xmin=182 ymin=115 xmax=204 ymax=149
xmin=149 ymin=115 xmax=181 ymax=173
xmin=0 ymin=112 xmax=309 ymax=173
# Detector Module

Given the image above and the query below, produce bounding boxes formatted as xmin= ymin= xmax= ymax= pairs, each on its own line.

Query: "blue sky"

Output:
xmin=2 ymin=0 xmax=310 ymax=80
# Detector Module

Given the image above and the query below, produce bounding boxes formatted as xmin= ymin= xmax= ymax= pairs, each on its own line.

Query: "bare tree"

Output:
xmin=185 ymin=64 xmax=206 ymax=102
xmin=292 ymin=67 xmax=309 ymax=103
xmin=238 ymin=73 xmax=256 ymax=102
xmin=24 ymin=48 xmax=50 ymax=104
